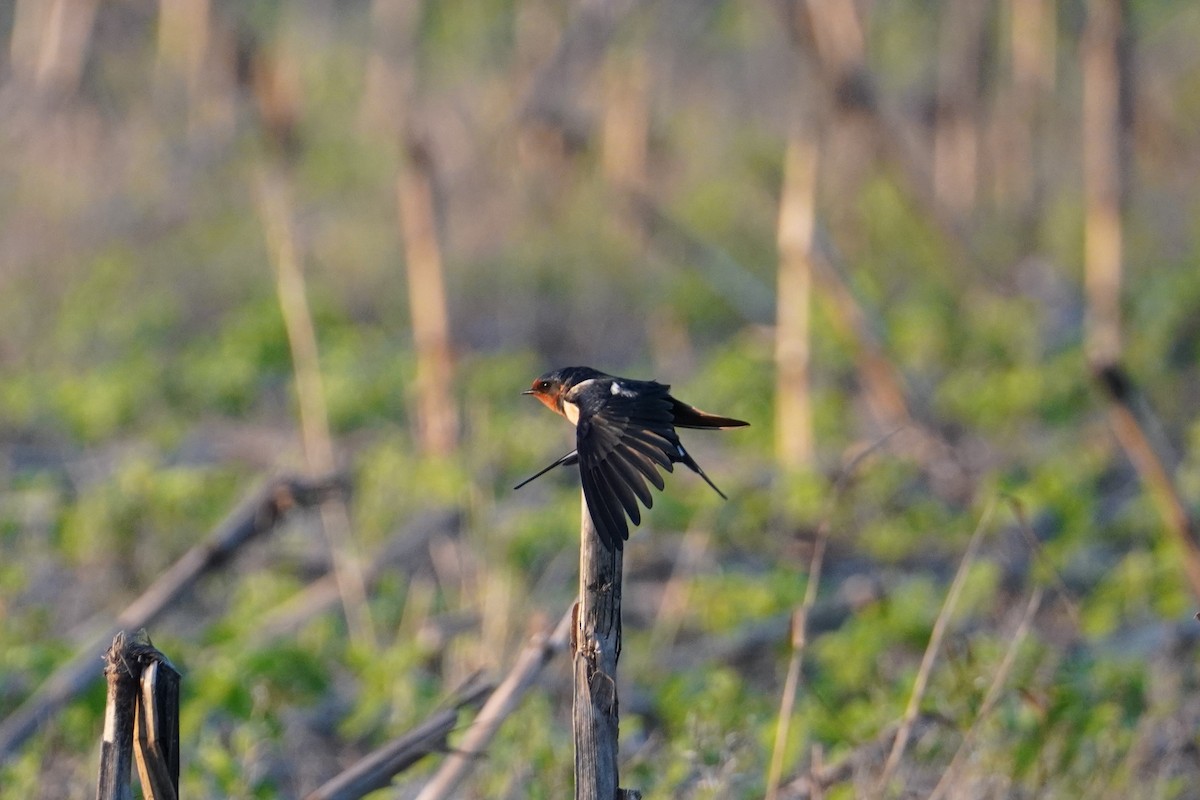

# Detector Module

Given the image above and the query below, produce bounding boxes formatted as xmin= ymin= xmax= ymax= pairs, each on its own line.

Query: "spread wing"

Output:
xmin=573 ymin=381 xmax=678 ymax=550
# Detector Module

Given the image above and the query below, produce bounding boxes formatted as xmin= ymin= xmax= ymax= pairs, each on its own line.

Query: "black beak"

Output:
xmin=521 ymin=389 xmax=535 ymax=395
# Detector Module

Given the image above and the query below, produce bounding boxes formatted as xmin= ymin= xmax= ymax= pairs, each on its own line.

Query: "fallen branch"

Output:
xmin=414 ymin=608 xmax=573 ymax=800
xmin=252 ymin=509 xmax=461 ymax=641
xmin=0 ymin=475 xmax=344 ymax=762
xmin=304 ymin=678 xmax=493 ymax=800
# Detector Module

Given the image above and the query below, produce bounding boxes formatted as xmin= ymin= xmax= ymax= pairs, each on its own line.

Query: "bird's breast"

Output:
xmin=562 ymin=398 xmax=581 ymax=425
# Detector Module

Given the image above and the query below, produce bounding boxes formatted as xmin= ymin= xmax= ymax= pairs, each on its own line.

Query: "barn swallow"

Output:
xmin=516 ymin=366 xmax=749 ymax=550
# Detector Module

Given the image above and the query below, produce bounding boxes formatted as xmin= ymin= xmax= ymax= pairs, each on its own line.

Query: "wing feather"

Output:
xmin=604 ymin=449 xmax=653 ymax=509
xmin=580 ymin=460 xmax=627 ymax=549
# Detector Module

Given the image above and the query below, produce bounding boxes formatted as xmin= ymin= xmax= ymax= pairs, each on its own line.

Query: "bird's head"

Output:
xmin=523 ymin=370 xmax=568 ymax=414
xmin=523 ymin=366 xmax=603 ymax=415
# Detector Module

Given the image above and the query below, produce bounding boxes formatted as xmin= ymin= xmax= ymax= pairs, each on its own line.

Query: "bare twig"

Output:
xmin=1004 ymin=495 xmax=1081 ymax=625
xmin=928 ymin=587 xmax=1043 ymax=800
xmin=414 ymin=609 xmax=573 ymax=800
xmin=876 ymin=501 xmax=994 ymax=794
xmin=1094 ymin=365 xmax=1200 ymax=602
xmin=766 ymin=433 xmax=896 ymax=800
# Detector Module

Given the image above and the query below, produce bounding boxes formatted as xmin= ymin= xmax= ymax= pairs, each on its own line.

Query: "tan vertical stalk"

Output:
xmin=775 ymin=131 xmax=819 ymax=469
xmin=995 ymin=0 xmax=1055 ymax=213
xmin=933 ymin=0 xmax=987 ymax=216
xmin=11 ymin=0 xmax=99 ymax=93
xmin=602 ymin=51 xmax=650 ymax=190
xmin=397 ymin=138 xmax=459 ymax=457
xmin=258 ymin=170 xmax=377 ymax=648
xmin=358 ymin=0 xmax=420 ymax=134
xmin=156 ymin=0 xmax=209 ymax=87
xmin=1081 ymin=0 xmax=1127 ymax=367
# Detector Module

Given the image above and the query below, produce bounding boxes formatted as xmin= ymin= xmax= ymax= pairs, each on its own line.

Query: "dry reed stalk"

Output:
xmin=775 ymin=129 xmax=819 ymax=469
xmin=10 ymin=0 xmax=99 ymax=93
xmin=519 ymin=0 xmax=644 ymax=148
xmin=414 ymin=609 xmax=573 ymax=800
xmin=602 ymin=50 xmax=649 ymax=190
xmin=927 ymin=587 xmax=1043 ymax=800
xmin=791 ymin=0 xmax=966 ymax=251
xmin=257 ymin=170 xmax=377 ymax=648
xmin=765 ymin=433 xmax=894 ymax=800
xmin=764 ymin=548 xmax=827 ymax=800
xmin=807 ymin=244 xmax=912 ymax=433
xmin=932 ymin=0 xmax=986 ymax=216
xmin=1081 ymin=0 xmax=1129 ymax=367
xmin=357 ymin=0 xmax=419 ymax=134
xmin=875 ymin=500 xmax=994 ymax=794
xmin=992 ymin=0 xmax=1055 ymax=214
xmin=155 ymin=0 xmax=209 ymax=90
xmin=397 ymin=138 xmax=459 ymax=457
xmin=648 ymin=525 xmax=711 ymax=653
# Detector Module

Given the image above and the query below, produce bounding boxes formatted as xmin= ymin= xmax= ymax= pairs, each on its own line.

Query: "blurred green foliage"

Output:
xmin=1 ymin=1 xmax=1199 ymax=798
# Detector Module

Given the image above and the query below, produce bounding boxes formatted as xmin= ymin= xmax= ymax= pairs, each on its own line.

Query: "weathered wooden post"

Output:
xmin=572 ymin=494 xmax=640 ymax=800
xmin=96 ymin=631 xmax=180 ymax=800
xmin=96 ymin=634 xmax=139 ymax=800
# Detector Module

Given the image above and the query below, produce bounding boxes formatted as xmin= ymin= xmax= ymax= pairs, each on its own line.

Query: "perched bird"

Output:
xmin=516 ymin=366 xmax=748 ymax=550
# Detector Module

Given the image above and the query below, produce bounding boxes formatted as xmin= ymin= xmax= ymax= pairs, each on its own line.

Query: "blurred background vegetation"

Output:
xmin=2 ymin=0 xmax=1200 ymax=797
